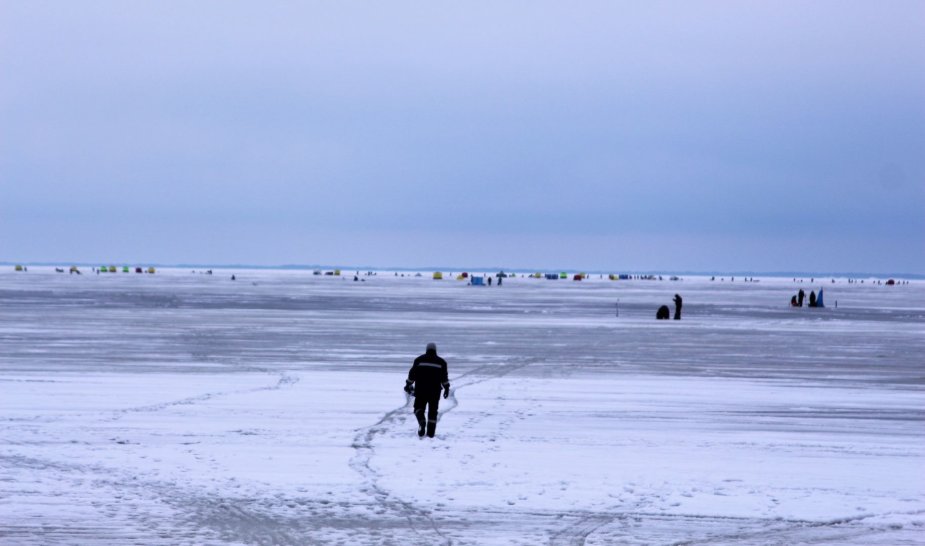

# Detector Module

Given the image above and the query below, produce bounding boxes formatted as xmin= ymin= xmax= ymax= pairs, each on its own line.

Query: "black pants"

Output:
xmin=413 ymin=392 xmax=441 ymax=436
xmin=414 ymin=392 xmax=440 ymax=423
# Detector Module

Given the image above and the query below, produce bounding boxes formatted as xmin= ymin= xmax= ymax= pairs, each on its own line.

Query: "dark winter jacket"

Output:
xmin=407 ymin=349 xmax=449 ymax=396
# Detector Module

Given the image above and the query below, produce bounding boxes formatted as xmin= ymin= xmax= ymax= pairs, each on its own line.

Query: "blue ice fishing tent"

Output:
xmin=545 ymin=273 xmax=558 ymax=280
xmin=816 ymin=288 xmax=825 ymax=308
xmin=471 ymin=276 xmax=485 ymax=286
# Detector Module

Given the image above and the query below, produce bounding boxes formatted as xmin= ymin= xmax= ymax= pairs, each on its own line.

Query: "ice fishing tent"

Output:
xmin=108 ymin=266 xmax=116 ymax=273
xmin=135 ymin=267 xmax=143 ymax=273
xmin=573 ymin=274 xmax=582 ymax=281
xmin=14 ymin=265 xmax=23 ymax=271
xmin=559 ymin=272 xmax=568 ymax=279
xmin=471 ymin=276 xmax=484 ymax=286
xmin=816 ymin=288 xmax=825 ymax=308
xmin=545 ymin=273 xmax=558 ymax=280
xmin=147 ymin=267 xmax=156 ymax=274
xmin=433 ymin=272 xmax=443 ymax=280
xmin=609 ymin=274 xmax=617 ymax=280
xmin=122 ymin=266 xmax=129 ymax=273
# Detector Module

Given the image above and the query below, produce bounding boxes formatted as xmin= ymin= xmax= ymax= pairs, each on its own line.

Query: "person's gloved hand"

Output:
xmin=443 ymin=383 xmax=451 ymax=399
xmin=403 ymin=382 xmax=413 ymax=394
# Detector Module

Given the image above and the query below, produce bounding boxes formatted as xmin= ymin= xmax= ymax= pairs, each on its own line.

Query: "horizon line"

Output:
xmin=1 ymin=261 xmax=921 ymax=280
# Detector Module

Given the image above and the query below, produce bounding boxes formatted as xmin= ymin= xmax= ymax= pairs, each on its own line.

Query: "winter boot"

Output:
xmin=426 ymin=422 xmax=437 ymax=438
xmin=415 ymin=410 xmax=426 ymax=437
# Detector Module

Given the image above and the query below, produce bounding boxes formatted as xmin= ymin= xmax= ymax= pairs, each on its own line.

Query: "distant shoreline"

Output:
xmin=2 ymin=261 xmax=921 ymax=280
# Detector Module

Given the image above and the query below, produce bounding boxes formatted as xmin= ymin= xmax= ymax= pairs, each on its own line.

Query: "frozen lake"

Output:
xmin=2 ymin=269 xmax=924 ymax=545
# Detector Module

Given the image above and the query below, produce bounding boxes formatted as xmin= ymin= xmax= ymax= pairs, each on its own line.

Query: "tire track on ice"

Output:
xmin=670 ymin=508 xmax=925 ymax=545
xmin=108 ymin=372 xmax=299 ymax=421
xmin=0 ymin=454 xmax=306 ymax=545
xmin=547 ymin=506 xmax=925 ymax=546
xmin=547 ymin=490 xmax=657 ymax=546
xmin=549 ymin=513 xmax=615 ymax=546
xmin=0 ymin=372 xmax=312 ymax=545
xmin=438 ymin=356 xmax=540 ymax=420
xmin=348 ymin=356 xmax=539 ymax=545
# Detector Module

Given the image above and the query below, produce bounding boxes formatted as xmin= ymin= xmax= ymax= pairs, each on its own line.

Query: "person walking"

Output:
xmin=673 ymin=294 xmax=683 ymax=320
xmin=404 ymin=343 xmax=451 ymax=438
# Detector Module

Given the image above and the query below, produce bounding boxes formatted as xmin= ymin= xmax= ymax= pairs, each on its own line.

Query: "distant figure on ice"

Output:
xmin=497 ymin=275 xmax=502 ymax=286
xmin=404 ymin=343 xmax=451 ymax=438
xmin=808 ymin=290 xmax=817 ymax=308
xmin=656 ymin=305 xmax=670 ymax=320
xmin=231 ymin=274 xmax=236 ymax=281
xmin=797 ymin=289 xmax=805 ymax=307
xmin=790 ymin=295 xmax=798 ymax=307
xmin=488 ymin=276 xmax=492 ymax=286
xmin=673 ymin=294 xmax=683 ymax=320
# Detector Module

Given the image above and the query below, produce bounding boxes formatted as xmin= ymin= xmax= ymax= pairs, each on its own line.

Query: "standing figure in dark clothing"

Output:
xmin=808 ymin=290 xmax=817 ymax=308
xmin=404 ymin=343 xmax=450 ymax=438
xmin=790 ymin=295 xmax=798 ymax=307
xmin=797 ymin=289 xmax=805 ymax=307
xmin=673 ymin=294 xmax=683 ymax=320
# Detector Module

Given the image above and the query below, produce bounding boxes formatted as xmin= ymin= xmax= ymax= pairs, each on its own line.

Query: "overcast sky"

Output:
xmin=2 ymin=2 xmax=923 ymax=273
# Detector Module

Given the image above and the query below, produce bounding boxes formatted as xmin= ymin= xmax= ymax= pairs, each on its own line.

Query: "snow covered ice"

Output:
xmin=1 ymin=269 xmax=923 ymax=545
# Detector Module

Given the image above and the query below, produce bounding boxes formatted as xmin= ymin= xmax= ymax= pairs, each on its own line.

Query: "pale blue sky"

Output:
xmin=2 ymin=2 xmax=923 ymax=273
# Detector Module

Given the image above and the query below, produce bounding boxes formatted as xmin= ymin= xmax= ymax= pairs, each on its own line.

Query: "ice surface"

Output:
xmin=1 ymin=269 xmax=923 ymax=544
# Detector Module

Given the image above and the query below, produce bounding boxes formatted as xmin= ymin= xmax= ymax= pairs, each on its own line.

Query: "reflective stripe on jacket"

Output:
xmin=407 ymin=350 xmax=449 ymax=395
